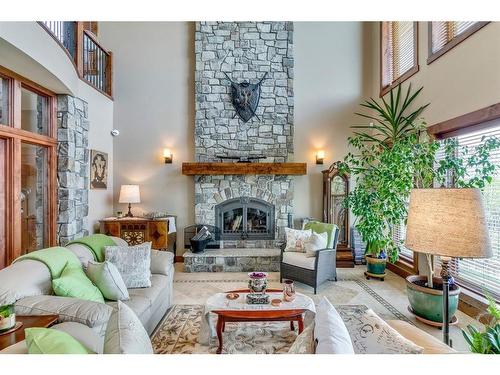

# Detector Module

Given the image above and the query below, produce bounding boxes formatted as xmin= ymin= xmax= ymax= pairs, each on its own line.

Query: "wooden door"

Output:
xmin=0 ymin=139 xmax=5 ymax=268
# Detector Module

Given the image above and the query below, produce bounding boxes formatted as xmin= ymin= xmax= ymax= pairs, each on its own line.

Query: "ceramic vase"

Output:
xmin=283 ymin=279 xmax=296 ymax=302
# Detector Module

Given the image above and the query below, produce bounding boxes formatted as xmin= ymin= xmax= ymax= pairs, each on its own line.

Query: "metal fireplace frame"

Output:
xmin=215 ymin=197 xmax=275 ymax=241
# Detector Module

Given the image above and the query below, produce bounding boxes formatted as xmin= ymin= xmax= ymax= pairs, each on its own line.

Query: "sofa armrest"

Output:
xmin=150 ymin=250 xmax=174 ymax=276
xmin=15 ymin=295 xmax=113 ymax=328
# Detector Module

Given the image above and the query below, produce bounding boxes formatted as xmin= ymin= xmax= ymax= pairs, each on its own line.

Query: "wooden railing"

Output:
xmin=39 ymin=21 xmax=112 ymax=98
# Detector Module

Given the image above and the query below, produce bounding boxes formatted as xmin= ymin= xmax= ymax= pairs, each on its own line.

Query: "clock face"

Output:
xmin=331 ymin=175 xmax=346 ymax=195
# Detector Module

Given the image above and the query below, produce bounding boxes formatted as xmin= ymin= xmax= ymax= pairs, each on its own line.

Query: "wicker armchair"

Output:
xmin=280 ymin=223 xmax=339 ymax=294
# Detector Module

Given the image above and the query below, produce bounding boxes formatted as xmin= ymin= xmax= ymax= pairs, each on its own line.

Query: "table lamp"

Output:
xmin=119 ymin=185 xmax=141 ymax=217
xmin=405 ymin=188 xmax=491 ymax=345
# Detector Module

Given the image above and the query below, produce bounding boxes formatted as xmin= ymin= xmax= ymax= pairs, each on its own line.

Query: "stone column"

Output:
xmin=56 ymin=95 xmax=90 ymax=245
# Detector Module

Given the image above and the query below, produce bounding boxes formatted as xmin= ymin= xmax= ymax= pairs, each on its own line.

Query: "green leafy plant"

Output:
xmin=342 ymin=84 xmax=500 ymax=264
xmin=462 ymin=295 xmax=500 ymax=354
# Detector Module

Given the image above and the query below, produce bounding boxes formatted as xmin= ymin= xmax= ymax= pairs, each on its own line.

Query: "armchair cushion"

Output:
xmin=303 ymin=221 xmax=338 ymax=249
xmin=305 ymin=231 xmax=328 ymax=257
xmin=282 ymin=251 xmax=316 ymax=270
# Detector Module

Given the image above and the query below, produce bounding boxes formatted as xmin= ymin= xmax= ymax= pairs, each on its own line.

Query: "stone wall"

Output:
xmin=194 ymin=22 xmax=295 ymax=247
xmin=57 ymin=95 xmax=89 ymax=245
xmin=195 ymin=21 xmax=294 ymax=162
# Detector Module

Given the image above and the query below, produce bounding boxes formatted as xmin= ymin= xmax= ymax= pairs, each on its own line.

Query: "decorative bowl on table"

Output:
xmin=247 ymin=272 xmax=270 ymax=305
xmin=0 ymin=304 xmax=16 ymax=333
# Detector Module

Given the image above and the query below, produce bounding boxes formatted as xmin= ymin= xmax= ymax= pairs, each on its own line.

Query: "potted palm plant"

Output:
xmin=342 ymin=84 xmax=435 ymax=280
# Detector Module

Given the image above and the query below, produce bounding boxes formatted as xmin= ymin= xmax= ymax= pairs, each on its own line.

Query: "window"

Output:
xmin=380 ymin=22 xmax=418 ymax=96
xmin=392 ymin=222 xmax=413 ymax=260
xmin=436 ymin=122 xmax=500 ymax=301
xmin=428 ymin=22 xmax=489 ymax=64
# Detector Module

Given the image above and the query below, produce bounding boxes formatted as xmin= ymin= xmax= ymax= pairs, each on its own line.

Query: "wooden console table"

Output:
xmin=99 ymin=217 xmax=174 ymax=251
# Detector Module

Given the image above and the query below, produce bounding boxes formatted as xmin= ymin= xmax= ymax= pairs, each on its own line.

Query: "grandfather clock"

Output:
xmin=322 ymin=161 xmax=354 ymax=268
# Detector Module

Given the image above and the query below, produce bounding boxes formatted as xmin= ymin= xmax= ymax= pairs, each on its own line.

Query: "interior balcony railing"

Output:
xmin=39 ymin=21 xmax=113 ymax=98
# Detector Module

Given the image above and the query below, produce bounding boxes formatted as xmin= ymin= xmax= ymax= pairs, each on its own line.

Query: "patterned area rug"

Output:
xmin=151 ymin=277 xmax=412 ymax=354
xmin=151 ymin=304 xmax=297 ymax=354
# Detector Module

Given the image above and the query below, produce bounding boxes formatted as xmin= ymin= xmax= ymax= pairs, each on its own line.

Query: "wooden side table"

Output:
xmin=0 ymin=315 xmax=59 ymax=351
xmin=99 ymin=217 xmax=175 ymax=252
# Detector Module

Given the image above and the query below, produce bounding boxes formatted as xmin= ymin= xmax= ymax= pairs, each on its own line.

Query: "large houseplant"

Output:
xmin=343 ymin=83 xmax=500 ymax=296
xmin=342 ymin=84 xmax=436 ymax=280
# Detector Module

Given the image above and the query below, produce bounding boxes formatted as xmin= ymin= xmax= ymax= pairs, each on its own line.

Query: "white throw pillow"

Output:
xmin=86 ymin=261 xmax=130 ymax=301
xmin=314 ymin=297 xmax=354 ymax=354
xmin=104 ymin=301 xmax=153 ymax=354
xmin=105 ymin=242 xmax=152 ymax=288
xmin=284 ymin=228 xmax=312 ymax=253
xmin=304 ymin=231 xmax=328 ymax=257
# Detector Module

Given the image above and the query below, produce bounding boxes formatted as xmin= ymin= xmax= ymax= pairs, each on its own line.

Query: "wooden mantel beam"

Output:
xmin=181 ymin=162 xmax=307 ymax=176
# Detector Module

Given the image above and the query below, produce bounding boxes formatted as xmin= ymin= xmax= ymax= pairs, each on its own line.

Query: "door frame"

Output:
xmin=0 ymin=65 xmax=57 ymax=266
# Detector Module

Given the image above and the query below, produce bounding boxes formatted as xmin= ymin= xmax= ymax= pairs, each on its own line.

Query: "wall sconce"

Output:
xmin=163 ymin=148 xmax=173 ymax=164
xmin=316 ymin=150 xmax=325 ymax=165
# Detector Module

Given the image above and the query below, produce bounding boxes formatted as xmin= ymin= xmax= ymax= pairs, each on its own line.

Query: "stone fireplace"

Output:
xmin=193 ymin=21 xmax=295 ymax=250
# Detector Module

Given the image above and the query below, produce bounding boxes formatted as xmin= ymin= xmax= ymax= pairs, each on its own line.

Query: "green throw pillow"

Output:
xmin=52 ymin=264 xmax=105 ymax=304
xmin=25 ymin=327 xmax=91 ymax=354
xmin=303 ymin=221 xmax=338 ymax=249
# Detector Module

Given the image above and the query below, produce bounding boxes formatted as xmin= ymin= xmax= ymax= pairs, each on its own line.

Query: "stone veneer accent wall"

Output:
xmin=56 ymin=95 xmax=90 ymax=245
xmin=194 ymin=22 xmax=294 ymax=247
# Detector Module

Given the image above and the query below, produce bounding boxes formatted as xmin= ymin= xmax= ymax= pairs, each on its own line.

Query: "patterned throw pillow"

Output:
xmin=304 ymin=231 xmax=328 ymax=257
xmin=284 ymin=228 xmax=312 ymax=252
xmin=288 ymin=323 xmax=316 ymax=354
xmin=104 ymin=242 xmax=152 ymax=288
xmin=336 ymin=305 xmax=424 ymax=354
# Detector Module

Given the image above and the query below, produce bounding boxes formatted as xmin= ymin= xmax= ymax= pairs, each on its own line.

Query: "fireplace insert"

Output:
xmin=215 ymin=197 xmax=275 ymax=240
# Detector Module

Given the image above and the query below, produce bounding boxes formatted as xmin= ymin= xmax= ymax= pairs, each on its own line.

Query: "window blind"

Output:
xmin=436 ymin=123 xmax=500 ymax=301
xmin=430 ymin=21 xmax=479 ymax=54
xmin=381 ymin=22 xmax=416 ymax=89
xmin=392 ymin=221 xmax=413 ymax=260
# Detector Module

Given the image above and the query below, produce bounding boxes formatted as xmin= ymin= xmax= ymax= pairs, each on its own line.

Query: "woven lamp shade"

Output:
xmin=405 ymin=188 xmax=492 ymax=258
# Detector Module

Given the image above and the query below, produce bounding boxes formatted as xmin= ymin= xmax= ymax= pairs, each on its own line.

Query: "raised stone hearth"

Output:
xmin=183 ymin=248 xmax=281 ymax=273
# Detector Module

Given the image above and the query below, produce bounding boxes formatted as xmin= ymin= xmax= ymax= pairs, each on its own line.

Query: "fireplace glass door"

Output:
xmin=216 ymin=197 xmax=275 ymax=240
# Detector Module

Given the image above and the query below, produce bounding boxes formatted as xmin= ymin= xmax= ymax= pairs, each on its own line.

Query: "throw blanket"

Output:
xmin=68 ymin=234 xmax=116 ymax=262
xmin=14 ymin=247 xmax=81 ymax=279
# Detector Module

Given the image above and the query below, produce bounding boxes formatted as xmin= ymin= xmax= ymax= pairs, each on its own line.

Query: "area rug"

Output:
xmin=151 ymin=304 xmax=297 ymax=354
xmin=151 ymin=278 xmax=412 ymax=354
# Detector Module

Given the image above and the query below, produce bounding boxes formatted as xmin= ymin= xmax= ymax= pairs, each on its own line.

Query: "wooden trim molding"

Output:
xmin=428 ymin=102 xmax=500 ymax=139
xmin=380 ymin=21 xmax=419 ymax=97
xmin=182 ymin=162 xmax=307 ymax=176
xmin=427 ymin=22 xmax=490 ymax=65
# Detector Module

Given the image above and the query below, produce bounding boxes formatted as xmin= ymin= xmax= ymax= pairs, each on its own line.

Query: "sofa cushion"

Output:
xmin=15 ymin=295 xmax=112 ymax=328
xmin=284 ymin=228 xmax=312 ymax=253
xmin=0 ymin=259 xmax=52 ymax=306
xmin=314 ymin=297 xmax=354 ymax=354
xmin=150 ymin=249 xmax=174 ymax=276
xmin=104 ymin=301 xmax=153 ymax=354
xmin=86 ymin=261 xmax=129 ymax=301
xmin=105 ymin=242 xmax=152 ymax=288
xmin=52 ymin=322 xmax=103 ymax=354
xmin=66 ymin=243 xmax=95 ymax=269
xmin=120 ymin=274 xmax=169 ymax=325
xmin=386 ymin=320 xmax=458 ymax=354
xmin=52 ymin=265 xmax=105 ymax=304
xmin=337 ymin=305 xmax=424 ymax=354
xmin=282 ymin=251 xmax=316 ymax=270
xmin=25 ymin=327 xmax=91 ymax=354
xmin=304 ymin=231 xmax=328 ymax=257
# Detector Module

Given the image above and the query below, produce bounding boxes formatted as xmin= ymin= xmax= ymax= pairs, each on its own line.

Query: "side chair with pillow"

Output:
xmin=280 ymin=221 xmax=339 ymax=294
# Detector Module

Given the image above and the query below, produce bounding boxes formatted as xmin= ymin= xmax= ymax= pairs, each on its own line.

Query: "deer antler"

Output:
xmin=258 ymin=72 xmax=269 ymax=85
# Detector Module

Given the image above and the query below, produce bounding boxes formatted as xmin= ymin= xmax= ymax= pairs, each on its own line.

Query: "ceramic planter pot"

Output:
xmin=406 ymin=275 xmax=460 ymax=323
xmin=366 ymin=255 xmax=387 ymax=274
